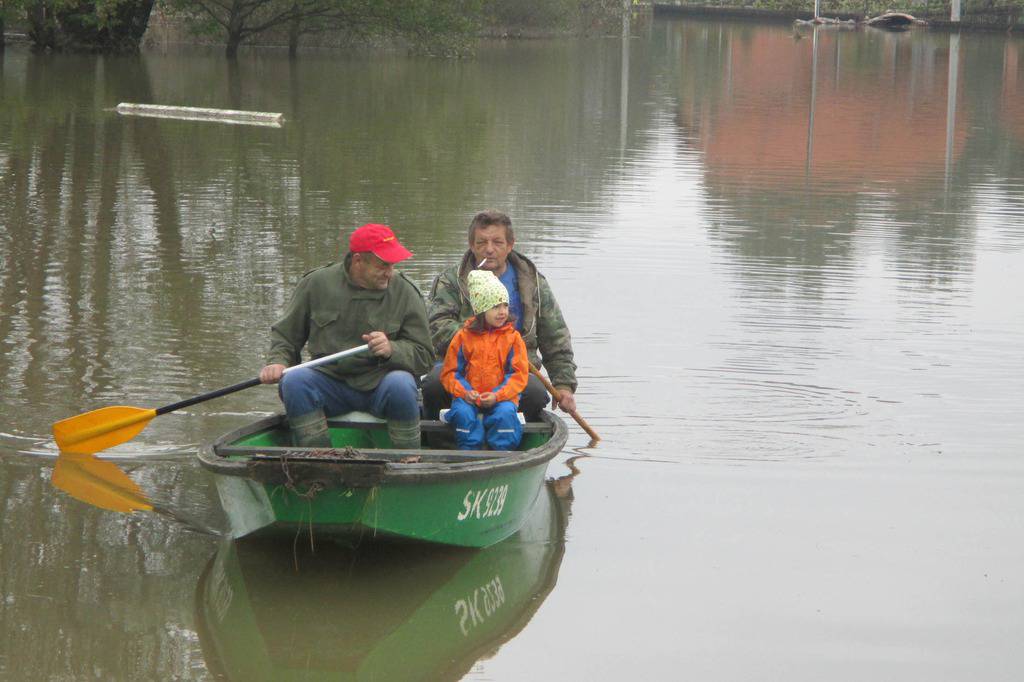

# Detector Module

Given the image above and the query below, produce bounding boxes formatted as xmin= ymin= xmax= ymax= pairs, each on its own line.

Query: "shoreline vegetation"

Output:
xmin=1 ymin=0 xmax=1020 ymax=58
xmin=653 ymin=0 xmax=1024 ymax=29
xmin=0 ymin=0 xmax=627 ymax=57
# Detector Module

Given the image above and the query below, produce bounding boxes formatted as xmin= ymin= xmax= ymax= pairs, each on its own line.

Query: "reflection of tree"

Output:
xmin=667 ymin=22 xmax=978 ymax=294
xmin=0 ymin=55 xmax=194 ymax=421
xmin=0 ymin=52 xmax=228 ymax=678
xmin=990 ymin=40 xmax=1024 ymax=227
xmin=1 ymin=54 xmax=96 ymax=422
xmin=1001 ymin=41 xmax=1023 ymax=141
xmin=109 ymin=43 xmax=636 ymax=284
xmin=0 ymin=460 xmax=221 ymax=678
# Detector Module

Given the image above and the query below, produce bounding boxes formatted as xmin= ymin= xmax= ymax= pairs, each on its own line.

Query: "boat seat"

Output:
xmin=326 ymin=414 xmax=552 ymax=434
xmin=438 ymin=408 xmax=526 ymax=425
xmin=327 ymin=410 xmax=383 ymax=424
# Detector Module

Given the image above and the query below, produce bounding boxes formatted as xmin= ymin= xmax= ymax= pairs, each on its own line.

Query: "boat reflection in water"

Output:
xmin=195 ymin=469 xmax=577 ymax=680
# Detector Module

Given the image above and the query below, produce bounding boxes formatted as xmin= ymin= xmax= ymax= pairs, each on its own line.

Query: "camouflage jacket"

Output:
xmin=267 ymin=257 xmax=434 ymax=392
xmin=428 ymin=250 xmax=577 ymax=392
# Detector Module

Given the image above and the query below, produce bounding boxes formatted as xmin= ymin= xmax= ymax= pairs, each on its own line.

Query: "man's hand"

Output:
xmin=466 ymin=390 xmax=481 ymax=404
xmin=362 ymin=331 xmax=393 ymax=358
xmin=478 ymin=392 xmax=497 ymax=409
xmin=554 ymin=387 xmax=577 ymax=413
xmin=260 ymin=364 xmax=286 ymax=384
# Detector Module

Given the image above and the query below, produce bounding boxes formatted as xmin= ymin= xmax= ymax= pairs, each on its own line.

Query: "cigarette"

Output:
xmin=477 ymin=259 xmax=487 ymax=268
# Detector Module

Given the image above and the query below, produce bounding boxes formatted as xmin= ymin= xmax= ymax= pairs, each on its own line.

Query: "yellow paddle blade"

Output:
xmin=51 ymin=452 xmax=154 ymax=513
xmin=52 ymin=405 xmax=157 ymax=454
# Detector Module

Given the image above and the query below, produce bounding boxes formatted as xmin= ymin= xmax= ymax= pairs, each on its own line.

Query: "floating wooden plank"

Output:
xmin=115 ymin=103 xmax=284 ymax=127
xmin=794 ymin=16 xmax=857 ymax=26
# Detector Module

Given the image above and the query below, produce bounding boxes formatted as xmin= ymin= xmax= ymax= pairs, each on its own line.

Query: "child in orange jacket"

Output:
xmin=441 ymin=270 xmax=529 ymax=450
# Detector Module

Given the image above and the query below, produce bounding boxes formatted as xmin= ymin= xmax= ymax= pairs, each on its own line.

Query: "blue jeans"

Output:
xmin=279 ymin=368 xmax=419 ymax=421
xmin=446 ymin=398 xmax=522 ymax=450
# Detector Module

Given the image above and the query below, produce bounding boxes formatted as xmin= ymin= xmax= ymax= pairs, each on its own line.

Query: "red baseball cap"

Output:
xmin=348 ymin=223 xmax=413 ymax=264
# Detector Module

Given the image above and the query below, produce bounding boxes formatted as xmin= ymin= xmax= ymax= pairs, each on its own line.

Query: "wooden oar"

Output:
xmin=52 ymin=344 xmax=369 ymax=455
xmin=528 ymin=363 xmax=600 ymax=447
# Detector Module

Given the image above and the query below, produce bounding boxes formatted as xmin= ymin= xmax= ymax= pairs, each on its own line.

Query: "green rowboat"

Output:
xmin=198 ymin=411 xmax=567 ymax=548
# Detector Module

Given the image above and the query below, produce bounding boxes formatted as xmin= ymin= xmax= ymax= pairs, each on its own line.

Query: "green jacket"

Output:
xmin=267 ymin=257 xmax=434 ymax=392
xmin=428 ymin=250 xmax=577 ymax=392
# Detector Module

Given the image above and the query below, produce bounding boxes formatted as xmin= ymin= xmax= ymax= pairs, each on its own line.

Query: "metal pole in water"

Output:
xmin=620 ymin=0 xmax=630 ymax=154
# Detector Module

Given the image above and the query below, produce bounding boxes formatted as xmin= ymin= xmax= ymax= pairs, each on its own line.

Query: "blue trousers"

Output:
xmin=447 ymin=398 xmax=523 ymax=450
xmin=279 ymin=368 xmax=419 ymax=421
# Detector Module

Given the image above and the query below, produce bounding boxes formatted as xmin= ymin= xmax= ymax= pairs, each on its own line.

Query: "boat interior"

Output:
xmin=214 ymin=413 xmax=556 ymax=464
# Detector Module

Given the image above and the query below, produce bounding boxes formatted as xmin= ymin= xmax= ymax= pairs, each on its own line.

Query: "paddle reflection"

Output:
xmin=50 ymin=451 xmax=221 ymax=535
xmin=195 ymin=474 xmax=576 ymax=680
xmin=51 ymin=452 xmax=154 ymax=513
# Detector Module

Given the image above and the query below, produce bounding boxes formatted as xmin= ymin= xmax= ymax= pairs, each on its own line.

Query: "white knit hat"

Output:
xmin=468 ymin=270 xmax=509 ymax=315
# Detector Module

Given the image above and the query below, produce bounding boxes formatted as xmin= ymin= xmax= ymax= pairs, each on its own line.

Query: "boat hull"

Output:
xmin=200 ymin=411 xmax=567 ymax=548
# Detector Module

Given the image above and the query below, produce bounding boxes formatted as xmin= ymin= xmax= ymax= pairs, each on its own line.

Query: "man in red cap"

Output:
xmin=259 ymin=224 xmax=433 ymax=449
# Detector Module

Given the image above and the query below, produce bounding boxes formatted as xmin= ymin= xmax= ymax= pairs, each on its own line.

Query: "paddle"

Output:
xmin=528 ymin=363 xmax=600 ymax=447
xmin=52 ymin=344 xmax=370 ymax=455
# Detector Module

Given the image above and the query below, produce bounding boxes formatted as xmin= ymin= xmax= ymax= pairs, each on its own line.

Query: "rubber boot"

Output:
xmin=289 ymin=410 xmax=331 ymax=448
xmin=387 ymin=419 xmax=421 ymax=450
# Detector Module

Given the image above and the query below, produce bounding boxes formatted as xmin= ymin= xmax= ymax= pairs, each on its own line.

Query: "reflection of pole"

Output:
xmin=227 ymin=58 xmax=242 ymax=109
xmin=834 ymin=30 xmax=841 ymax=85
xmin=1003 ymin=40 xmax=1018 ymax=98
xmin=805 ymin=26 xmax=819 ymax=182
xmin=620 ymin=0 xmax=630 ymax=154
xmin=725 ymin=28 xmax=732 ymax=98
xmin=944 ymin=33 xmax=960 ymax=193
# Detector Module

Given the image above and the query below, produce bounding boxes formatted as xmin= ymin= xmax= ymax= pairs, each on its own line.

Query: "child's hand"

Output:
xmin=478 ymin=392 xmax=497 ymax=409
xmin=466 ymin=390 xmax=481 ymax=404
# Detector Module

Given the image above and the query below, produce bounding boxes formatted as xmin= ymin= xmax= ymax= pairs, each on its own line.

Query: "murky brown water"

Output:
xmin=2 ymin=19 xmax=1024 ymax=679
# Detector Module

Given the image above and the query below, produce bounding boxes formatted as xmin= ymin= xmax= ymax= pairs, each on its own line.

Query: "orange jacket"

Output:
xmin=441 ymin=319 xmax=529 ymax=405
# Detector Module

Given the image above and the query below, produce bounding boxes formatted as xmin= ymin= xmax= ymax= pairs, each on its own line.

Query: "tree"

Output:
xmin=0 ymin=0 xmax=26 ymax=50
xmin=162 ymin=0 xmax=481 ymax=58
xmin=482 ymin=0 xmax=622 ymax=34
xmin=23 ymin=0 xmax=155 ymax=51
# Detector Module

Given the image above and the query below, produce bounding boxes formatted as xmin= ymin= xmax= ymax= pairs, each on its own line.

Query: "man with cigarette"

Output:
xmin=423 ymin=210 xmax=577 ymax=421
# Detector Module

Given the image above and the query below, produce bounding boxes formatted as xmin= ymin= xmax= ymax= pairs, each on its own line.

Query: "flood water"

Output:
xmin=2 ymin=17 xmax=1024 ymax=679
